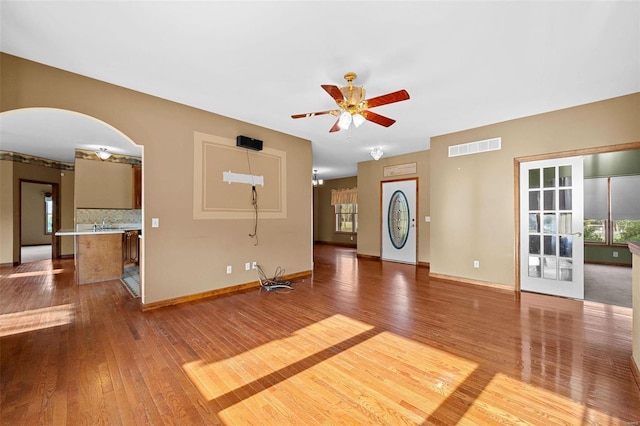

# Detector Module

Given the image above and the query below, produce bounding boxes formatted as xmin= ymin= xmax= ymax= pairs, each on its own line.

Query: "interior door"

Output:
xmin=382 ymin=179 xmax=417 ymax=264
xmin=520 ymin=157 xmax=584 ymax=299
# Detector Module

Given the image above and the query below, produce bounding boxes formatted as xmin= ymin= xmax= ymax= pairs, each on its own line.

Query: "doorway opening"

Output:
xmin=515 ymin=142 xmax=640 ymax=307
xmin=20 ymin=180 xmax=59 ymax=264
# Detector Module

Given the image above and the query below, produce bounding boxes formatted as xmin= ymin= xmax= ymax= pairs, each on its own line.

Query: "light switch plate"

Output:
xmin=151 ymin=218 xmax=159 ymax=228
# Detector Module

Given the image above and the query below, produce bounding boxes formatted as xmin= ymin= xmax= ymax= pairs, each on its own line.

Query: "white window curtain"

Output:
xmin=331 ymin=187 xmax=357 ymax=206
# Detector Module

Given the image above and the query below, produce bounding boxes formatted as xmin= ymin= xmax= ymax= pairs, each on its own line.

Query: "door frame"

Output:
xmin=19 ymin=179 xmax=61 ymax=263
xmin=380 ymin=177 xmax=418 ymax=264
xmin=513 ymin=141 xmax=640 ymax=293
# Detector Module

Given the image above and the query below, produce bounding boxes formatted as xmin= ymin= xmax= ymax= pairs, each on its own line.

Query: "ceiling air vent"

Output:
xmin=448 ymin=137 xmax=501 ymax=158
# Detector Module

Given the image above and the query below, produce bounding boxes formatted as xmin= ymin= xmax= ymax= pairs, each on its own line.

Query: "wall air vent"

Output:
xmin=448 ymin=137 xmax=501 ymax=158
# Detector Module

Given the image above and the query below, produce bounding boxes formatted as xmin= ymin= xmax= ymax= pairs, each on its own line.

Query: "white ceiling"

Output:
xmin=1 ymin=1 xmax=638 ymax=179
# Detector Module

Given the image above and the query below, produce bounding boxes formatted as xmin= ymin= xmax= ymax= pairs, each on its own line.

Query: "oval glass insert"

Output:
xmin=388 ymin=190 xmax=410 ymax=249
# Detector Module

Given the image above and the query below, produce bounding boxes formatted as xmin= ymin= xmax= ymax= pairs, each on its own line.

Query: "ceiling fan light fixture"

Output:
xmin=352 ymin=113 xmax=366 ymax=128
xmin=95 ymin=148 xmax=112 ymax=160
xmin=370 ymin=146 xmax=384 ymax=161
xmin=338 ymin=111 xmax=352 ymax=130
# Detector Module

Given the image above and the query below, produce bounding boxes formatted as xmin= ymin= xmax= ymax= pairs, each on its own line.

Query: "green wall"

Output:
xmin=584 ymin=149 xmax=640 ymax=265
xmin=584 ymin=149 xmax=640 ymax=178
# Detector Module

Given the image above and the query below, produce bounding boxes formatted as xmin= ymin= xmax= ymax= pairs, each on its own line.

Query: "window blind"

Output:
xmin=611 ymin=175 xmax=640 ymax=220
xmin=584 ymin=178 xmax=608 ymax=220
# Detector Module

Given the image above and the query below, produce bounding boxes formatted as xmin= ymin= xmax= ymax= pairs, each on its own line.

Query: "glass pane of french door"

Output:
xmin=520 ymin=157 xmax=584 ymax=299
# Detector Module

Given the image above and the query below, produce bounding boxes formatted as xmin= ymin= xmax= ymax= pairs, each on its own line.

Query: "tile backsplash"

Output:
xmin=77 ymin=208 xmax=141 ymax=225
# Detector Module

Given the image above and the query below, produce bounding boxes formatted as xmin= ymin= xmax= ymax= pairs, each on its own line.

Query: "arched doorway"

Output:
xmin=0 ymin=107 xmax=143 ymax=298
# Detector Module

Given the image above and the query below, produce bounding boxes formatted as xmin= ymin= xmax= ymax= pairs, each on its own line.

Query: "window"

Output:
xmin=584 ymin=175 xmax=640 ymax=245
xmin=330 ymin=187 xmax=358 ymax=234
xmin=44 ymin=195 xmax=53 ymax=235
xmin=611 ymin=176 xmax=640 ymax=243
xmin=335 ymin=203 xmax=357 ymax=233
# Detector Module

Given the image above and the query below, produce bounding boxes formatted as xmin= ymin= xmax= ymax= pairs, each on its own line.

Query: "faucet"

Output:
xmin=102 ymin=217 xmax=109 ymax=229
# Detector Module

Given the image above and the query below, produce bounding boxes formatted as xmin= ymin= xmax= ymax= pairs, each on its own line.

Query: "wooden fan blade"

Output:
xmin=291 ymin=110 xmax=338 ymax=119
xmin=365 ymin=89 xmax=410 ymax=109
xmin=329 ymin=118 xmax=341 ymax=133
xmin=362 ymin=110 xmax=396 ymax=127
xmin=322 ymin=85 xmax=345 ymax=103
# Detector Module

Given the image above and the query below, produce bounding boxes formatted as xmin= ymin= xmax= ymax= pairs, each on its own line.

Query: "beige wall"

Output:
xmin=21 ymin=182 xmax=52 ymax=245
xmin=0 ymin=159 xmax=73 ymax=264
xmin=0 ymin=53 xmax=312 ymax=304
xmin=357 ymin=150 xmax=431 ymax=264
xmin=313 ymin=176 xmax=358 ymax=246
xmin=0 ymin=160 xmax=14 ymax=263
xmin=430 ymin=93 xmax=640 ymax=287
xmin=74 ymin=158 xmax=133 ymax=209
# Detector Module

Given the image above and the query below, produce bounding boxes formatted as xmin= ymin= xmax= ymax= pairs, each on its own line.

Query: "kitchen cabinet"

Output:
xmin=132 ymin=165 xmax=142 ymax=209
xmin=123 ymin=230 xmax=139 ymax=267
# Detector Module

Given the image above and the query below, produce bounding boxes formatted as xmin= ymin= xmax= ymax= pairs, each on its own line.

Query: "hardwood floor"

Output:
xmin=1 ymin=246 xmax=639 ymax=424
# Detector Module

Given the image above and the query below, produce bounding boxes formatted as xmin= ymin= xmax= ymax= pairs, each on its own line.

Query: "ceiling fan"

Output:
xmin=291 ymin=72 xmax=410 ymax=132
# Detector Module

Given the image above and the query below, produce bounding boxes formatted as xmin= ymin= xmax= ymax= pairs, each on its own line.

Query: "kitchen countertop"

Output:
xmin=55 ymin=223 xmax=142 ymax=236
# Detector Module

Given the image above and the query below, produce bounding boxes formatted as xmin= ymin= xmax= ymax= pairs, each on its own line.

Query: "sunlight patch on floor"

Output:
xmin=0 ymin=303 xmax=75 ymax=337
xmin=473 ymin=372 xmax=626 ymax=424
xmin=183 ymin=314 xmax=374 ymax=401
xmin=183 ymin=315 xmax=481 ymax=424
xmin=2 ymin=268 xmax=64 ymax=279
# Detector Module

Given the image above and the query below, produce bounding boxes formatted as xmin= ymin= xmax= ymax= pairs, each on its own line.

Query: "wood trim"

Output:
xmin=513 ymin=157 xmax=521 ymax=292
xmin=142 ymin=270 xmax=312 ymax=311
xmin=585 ymin=260 xmax=632 ymax=267
xmin=631 ymin=356 xmax=640 ymax=392
xmin=629 ymin=242 xmax=640 ymax=257
xmin=417 ymin=261 xmax=430 ymax=269
xmin=18 ymin=179 xmax=60 ymax=264
xmin=429 ymin=272 xmax=515 ymax=293
xmin=356 ymin=253 xmax=381 ymax=261
xmin=314 ymin=241 xmax=357 ymax=248
xmin=516 ymin=141 xmax=640 ymax=164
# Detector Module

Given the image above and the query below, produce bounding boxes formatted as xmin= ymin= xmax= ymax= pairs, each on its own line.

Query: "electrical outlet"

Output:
xmin=252 ymin=262 xmax=257 ymax=270
xmin=473 ymin=260 xmax=480 ymax=268
xmin=245 ymin=262 xmax=250 ymax=271
xmin=613 ymin=251 xmax=619 ymax=258
xmin=226 ymin=265 xmax=232 ymax=274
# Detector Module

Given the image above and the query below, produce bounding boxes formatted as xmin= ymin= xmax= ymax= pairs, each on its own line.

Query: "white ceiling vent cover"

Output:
xmin=448 ymin=137 xmax=501 ymax=158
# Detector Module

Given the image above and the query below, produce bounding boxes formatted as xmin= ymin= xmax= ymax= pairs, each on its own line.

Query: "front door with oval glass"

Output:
xmin=520 ymin=157 xmax=584 ymax=299
xmin=382 ymin=179 xmax=417 ymax=264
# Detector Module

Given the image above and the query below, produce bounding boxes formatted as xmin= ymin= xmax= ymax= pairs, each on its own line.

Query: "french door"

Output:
xmin=382 ymin=179 xmax=417 ymax=264
xmin=520 ymin=157 xmax=584 ymax=299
